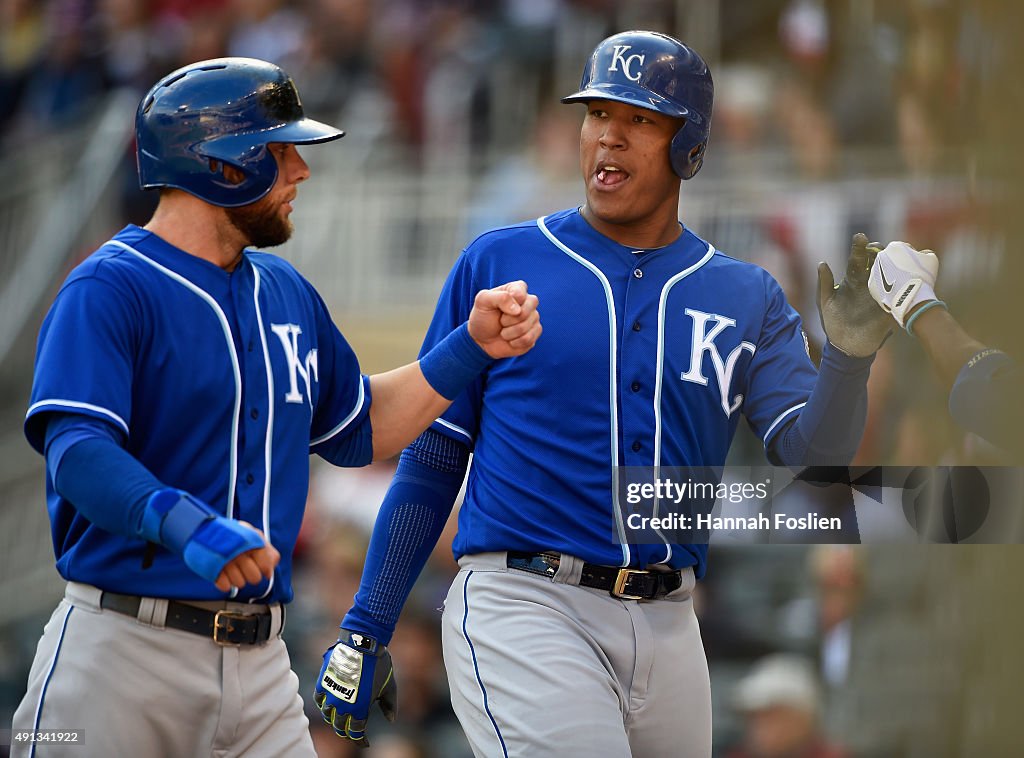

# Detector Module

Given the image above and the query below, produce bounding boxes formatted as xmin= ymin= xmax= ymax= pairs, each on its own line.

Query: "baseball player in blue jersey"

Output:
xmin=10 ymin=58 xmax=541 ymax=757
xmin=314 ymin=32 xmax=891 ymax=756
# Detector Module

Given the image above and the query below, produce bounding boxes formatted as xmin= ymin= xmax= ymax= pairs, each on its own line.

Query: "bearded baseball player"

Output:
xmin=11 ymin=58 xmax=540 ymax=757
xmin=315 ymin=31 xmax=890 ymax=756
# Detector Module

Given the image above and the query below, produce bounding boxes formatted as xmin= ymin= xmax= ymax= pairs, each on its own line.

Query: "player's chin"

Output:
xmin=585 ymin=194 xmax=636 ymax=226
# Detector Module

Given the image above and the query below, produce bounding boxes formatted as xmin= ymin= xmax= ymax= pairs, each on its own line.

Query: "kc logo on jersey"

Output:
xmin=271 ymin=323 xmax=319 ymax=406
xmin=679 ymin=309 xmax=756 ymax=418
xmin=609 ymin=45 xmax=645 ymax=82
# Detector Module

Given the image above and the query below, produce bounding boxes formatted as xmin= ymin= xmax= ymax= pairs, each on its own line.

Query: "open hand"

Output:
xmin=817 ymin=233 xmax=892 ymax=357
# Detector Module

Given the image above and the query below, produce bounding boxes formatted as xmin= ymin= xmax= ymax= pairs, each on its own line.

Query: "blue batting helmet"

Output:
xmin=562 ymin=31 xmax=713 ymax=180
xmin=136 ymin=58 xmax=344 ymax=207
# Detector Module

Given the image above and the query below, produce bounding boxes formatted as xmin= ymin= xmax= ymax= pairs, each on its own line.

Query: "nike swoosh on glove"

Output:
xmin=868 ymin=240 xmax=939 ymax=328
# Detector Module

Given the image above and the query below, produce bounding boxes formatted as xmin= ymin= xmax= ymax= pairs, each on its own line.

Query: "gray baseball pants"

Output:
xmin=441 ymin=552 xmax=712 ymax=758
xmin=10 ymin=582 xmax=314 ymax=757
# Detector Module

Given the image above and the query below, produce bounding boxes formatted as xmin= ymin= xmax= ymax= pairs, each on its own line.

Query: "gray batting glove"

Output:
xmin=867 ymin=240 xmax=939 ymax=329
xmin=817 ymin=233 xmax=893 ymax=357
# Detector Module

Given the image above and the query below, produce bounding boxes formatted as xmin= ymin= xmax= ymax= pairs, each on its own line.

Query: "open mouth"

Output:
xmin=594 ymin=163 xmax=630 ymax=188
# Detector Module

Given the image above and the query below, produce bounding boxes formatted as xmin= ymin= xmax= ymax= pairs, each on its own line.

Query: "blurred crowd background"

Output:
xmin=1 ymin=0 xmax=1022 ymax=756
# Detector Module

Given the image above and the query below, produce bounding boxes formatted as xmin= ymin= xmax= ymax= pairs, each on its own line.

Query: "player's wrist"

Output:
xmin=905 ymin=299 xmax=948 ymax=337
xmin=419 ymin=322 xmax=492 ymax=400
xmin=338 ymin=628 xmax=387 ymax=655
xmin=341 ymin=607 xmax=395 ymax=646
xmin=140 ymin=488 xmax=217 ymax=550
xmin=141 ymin=488 xmax=266 ymax=584
xmin=820 ymin=339 xmax=876 ymax=372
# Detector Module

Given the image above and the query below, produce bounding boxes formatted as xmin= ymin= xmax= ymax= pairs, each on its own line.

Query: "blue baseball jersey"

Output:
xmin=423 ymin=209 xmax=817 ymax=577
xmin=25 ymin=225 xmax=370 ymax=602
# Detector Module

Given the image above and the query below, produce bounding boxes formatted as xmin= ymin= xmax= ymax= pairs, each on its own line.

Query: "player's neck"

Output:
xmin=580 ymin=205 xmax=682 ymax=249
xmin=144 ymin=194 xmax=247 ymax=271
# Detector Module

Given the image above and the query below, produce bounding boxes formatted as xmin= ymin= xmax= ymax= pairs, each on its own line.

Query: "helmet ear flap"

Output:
xmin=670 ymin=125 xmax=708 ymax=181
xmin=196 ymin=137 xmax=280 ymax=200
xmin=203 ymin=147 xmax=279 ymax=200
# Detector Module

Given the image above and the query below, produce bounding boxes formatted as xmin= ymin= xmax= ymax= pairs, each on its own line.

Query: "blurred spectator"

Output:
xmin=779 ymin=0 xmax=829 ymax=75
xmin=287 ymin=0 xmax=373 ymax=116
xmin=896 ymin=88 xmax=941 ymax=177
xmin=12 ymin=0 xmax=107 ymax=138
xmin=808 ymin=545 xmax=862 ymax=688
xmin=227 ymin=0 xmax=307 ymax=69
xmin=0 ymin=0 xmax=46 ymax=137
xmin=726 ymin=653 xmax=847 ymax=758
xmin=774 ymin=75 xmax=838 ymax=181
xmin=96 ymin=0 xmax=165 ymax=93
xmin=464 ymin=102 xmax=580 ymax=239
xmin=710 ymin=64 xmax=775 ymax=161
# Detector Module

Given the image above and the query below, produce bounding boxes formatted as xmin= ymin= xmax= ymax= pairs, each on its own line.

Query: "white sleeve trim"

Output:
xmin=310 ymin=375 xmax=368 ymax=447
xmin=763 ymin=402 xmax=807 ymax=446
xmin=434 ymin=417 xmax=474 ymax=444
xmin=26 ymin=399 xmax=129 ymax=436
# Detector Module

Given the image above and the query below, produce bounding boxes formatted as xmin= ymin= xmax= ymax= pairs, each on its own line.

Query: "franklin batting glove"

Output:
xmin=314 ymin=629 xmax=397 ymax=747
xmin=867 ymin=240 xmax=940 ymax=329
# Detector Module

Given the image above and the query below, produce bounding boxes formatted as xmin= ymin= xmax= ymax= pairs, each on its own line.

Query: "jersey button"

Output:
xmin=250 ymin=408 xmax=259 ymax=420
xmin=633 ymin=268 xmax=643 ymax=279
xmin=631 ymin=381 xmax=640 ymax=392
xmin=632 ymin=320 xmax=641 ymax=332
xmin=245 ymin=473 xmax=255 ymax=485
xmin=631 ymin=441 xmax=641 ymax=452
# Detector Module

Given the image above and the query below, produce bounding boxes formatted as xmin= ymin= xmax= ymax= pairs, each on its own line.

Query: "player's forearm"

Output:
xmin=342 ymin=430 xmax=469 ymax=644
xmin=772 ymin=342 xmax=873 ymax=467
xmin=368 ymin=323 xmax=491 ymax=460
xmin=949 ymin=351 xmax=1022 ymax=453
xmin=909 ymin=306 xmax=988 ymax=389
xmin=367 ymin=365 xmax=453 ymax=460
xmin=50 ymin=435 xmax=164 ymax=538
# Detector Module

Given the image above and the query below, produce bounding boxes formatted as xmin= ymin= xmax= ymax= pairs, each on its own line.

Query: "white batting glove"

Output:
xmin=867 ymin=241 xmax=940 ymax=328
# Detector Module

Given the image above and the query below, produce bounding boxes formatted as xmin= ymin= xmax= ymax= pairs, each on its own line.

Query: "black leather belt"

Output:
xmin=506 ymin=551 xmax=685 ymax=600
xmin=99 ymin=591 xmax=277 ymax=645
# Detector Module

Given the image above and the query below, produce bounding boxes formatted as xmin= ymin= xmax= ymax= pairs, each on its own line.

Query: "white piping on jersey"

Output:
xmin=309 ymin=376 xmax=367 ymax=447
xmin=26 ymin=399 xmax=129 ymax=436
xmin=763 ymin=402 xmax=807 ymax=445
xmin=435 ymin=418 xmax=473 ymax=444
xmin=252 ymin=266 xmax=276 ymax=600
xmin=108 ymin=240 xmax=241 ymax=519
xmin=537 ymin=215 xmax=630 ymax=567
xmin=651 ymin=243 xmax=717 ymax=564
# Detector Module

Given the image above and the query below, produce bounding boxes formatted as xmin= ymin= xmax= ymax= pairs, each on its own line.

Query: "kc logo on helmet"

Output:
xmin=609 ymin=45 xmax=646 ymax=82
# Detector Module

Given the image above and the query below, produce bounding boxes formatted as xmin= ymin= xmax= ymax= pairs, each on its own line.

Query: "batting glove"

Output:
xmin=314 ymin=629 xmax=397 ymax=747
xmin=817 ymin=233 xmax=893 ymax=357
xmin=867 ymin=240 xmax=940 ymax=329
